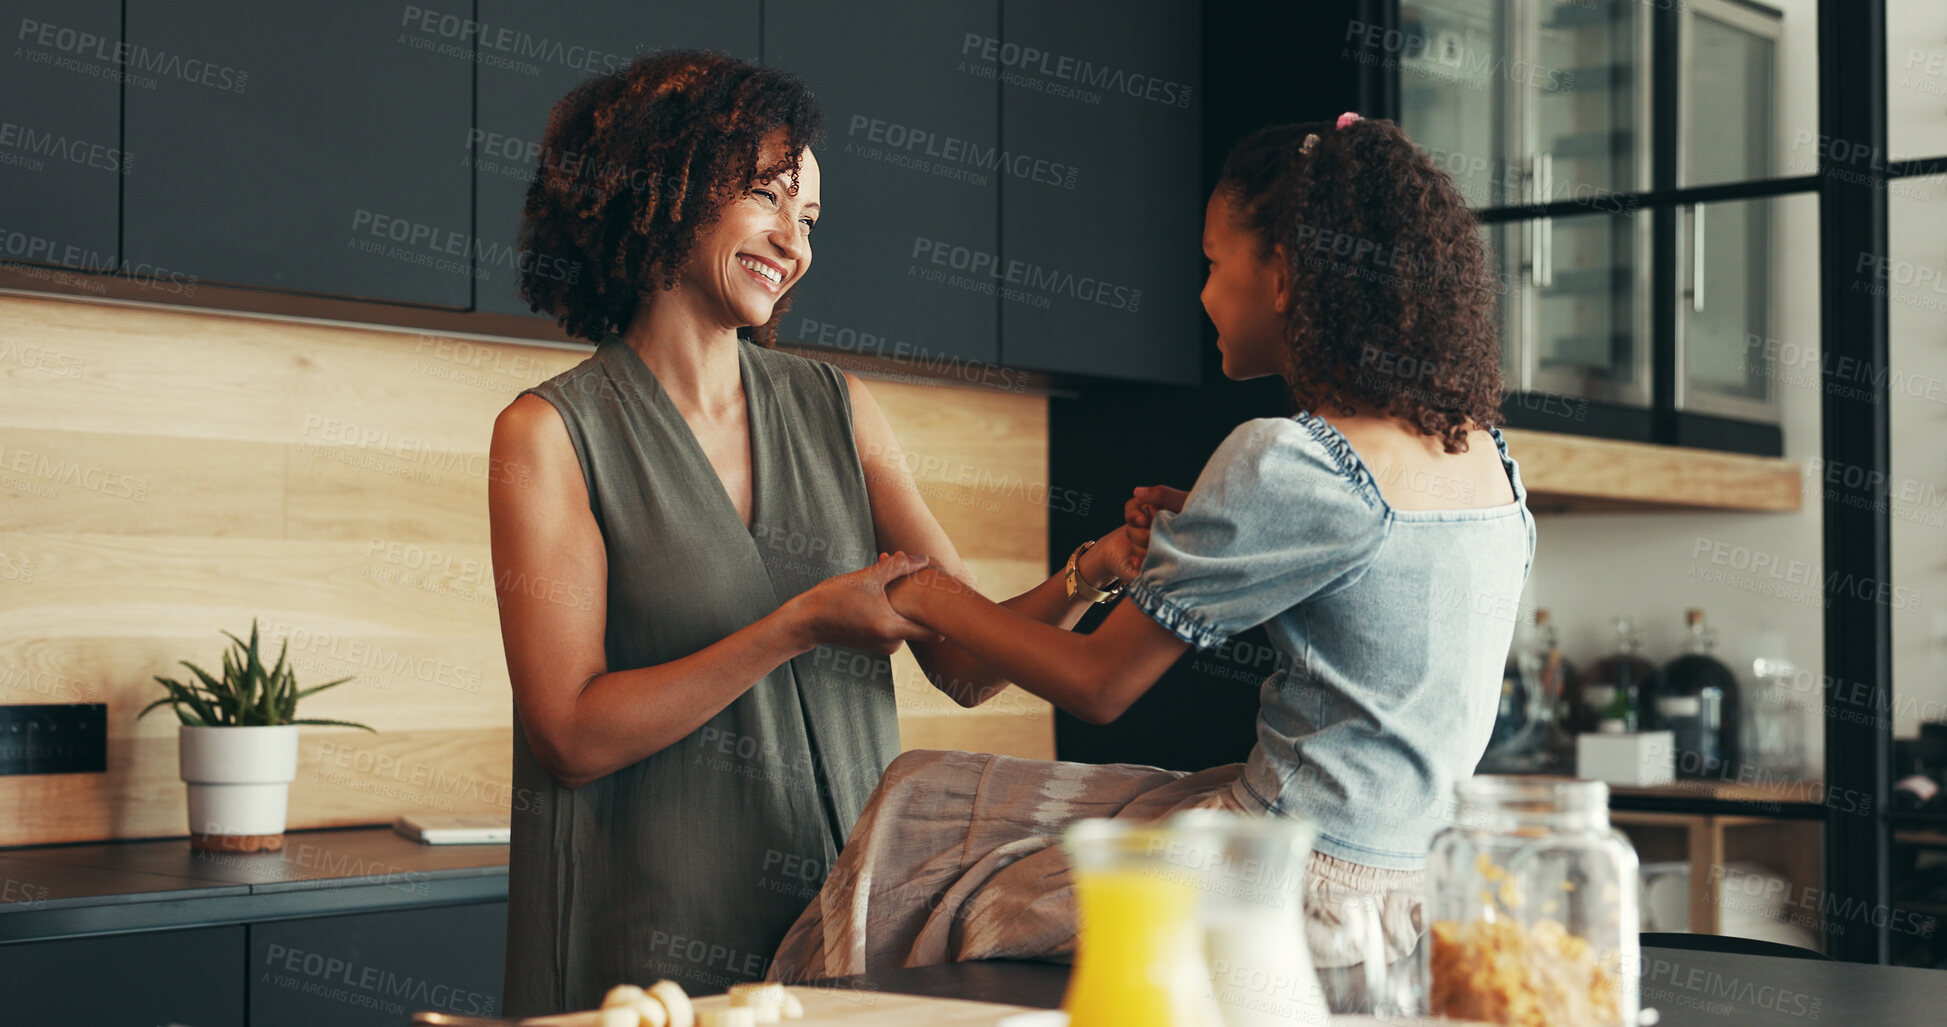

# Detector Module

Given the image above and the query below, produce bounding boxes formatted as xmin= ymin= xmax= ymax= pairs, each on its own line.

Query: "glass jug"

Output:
xmin=1170 ymin=810 xmax=1332 ymax=1027
xmin=1061 ymin=817 xmax=1226 ymax=1027
xmin=1426 ymin=776 xmax=1641 ymax=1026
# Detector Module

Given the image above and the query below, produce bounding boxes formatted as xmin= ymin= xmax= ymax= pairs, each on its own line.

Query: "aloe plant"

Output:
xmin=138 ymin=619 xmax=374 ymax=731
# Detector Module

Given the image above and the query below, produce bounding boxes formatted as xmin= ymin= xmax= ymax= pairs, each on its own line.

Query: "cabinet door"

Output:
xmin=1531 ymin=0 xmax=1650 ymax=200
xmin=249 ymin=901 xmax=507 ymax=1026
xmin=123 ymin=0 xmax=472 ymax=306
xmin=1401 ymin=0 xmax=1650 ymax=206
xmin=1679 ymin=194 xmax=1803 ymax=427
xmin=1676 ymin=1 xmax=1783 ymax=424
xmin=766 ymin=0 xmax=999 ymax=365
xmin=1679 ymin=0 xmax=1779 ymax=189
xmin=0 ymin=0 xmax=123 ymax=272
xmin=1524 ymin=212 xmax=1652 ymax=406
xmin=1519 ymin=0 xmax=1652 ymax=409
xmin=1405 ymin=0 xmax=1651 ymax=412
xmin=473 ymin=3 xmax=759 ymax=318
xmin=997 ymin=0 xmax=1200 ymax=384
xmin=1399 ymin=0 xmax=1520 ymax=208
xmin=0 ymin=926 xmax=245 ymax=1026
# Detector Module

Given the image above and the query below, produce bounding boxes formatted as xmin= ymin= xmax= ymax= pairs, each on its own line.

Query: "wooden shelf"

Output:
xmin=1609 ymin=779 xmax=1826 ymax=805
xmin=1894 ymin=829 xmax=1947 ymax=847
xmin=1501 ymin=429 xmax=1803 ymax=514
xmin=1613 ymin=811 xmax=1823 ymax=942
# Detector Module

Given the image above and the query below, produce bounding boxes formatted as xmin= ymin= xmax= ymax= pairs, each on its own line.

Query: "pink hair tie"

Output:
xmin=1336 ymin=111 xmax=1363 ymax=130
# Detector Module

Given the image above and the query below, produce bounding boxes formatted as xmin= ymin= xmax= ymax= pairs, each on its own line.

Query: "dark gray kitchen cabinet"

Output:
xmin=0 ymin=0 xmax=123 ymax=272
xmin=472 ymin=2 xmax=760 ymax=318
xmin=248 ymin=901 xmax=507 ymax=1026
xmin=766 ymin=0 xmax=1001 ymax=365
xmin=0 ymin=925 xmax=246 ymax=1026
xmin=122 ymin=0 xmax=473 ymax=306
xmin=997 ymin=0 xmax=1202 ymax=384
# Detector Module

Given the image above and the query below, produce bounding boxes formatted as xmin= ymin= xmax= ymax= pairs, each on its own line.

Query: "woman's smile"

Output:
xmin=737 ymin=253 xmax=788 ymax=293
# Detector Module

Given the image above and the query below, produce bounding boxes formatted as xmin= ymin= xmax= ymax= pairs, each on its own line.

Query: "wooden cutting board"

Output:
xmin=521 ymin=986 xmax=1051 ymax=1026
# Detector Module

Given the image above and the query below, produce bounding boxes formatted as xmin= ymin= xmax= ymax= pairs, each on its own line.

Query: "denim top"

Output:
xmin=1125 ymin=413 xmax=1535 ymax=870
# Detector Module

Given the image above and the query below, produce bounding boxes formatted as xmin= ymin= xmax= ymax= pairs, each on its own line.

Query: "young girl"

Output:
xmin=766 ymin=114 xmax=1535 ymax=981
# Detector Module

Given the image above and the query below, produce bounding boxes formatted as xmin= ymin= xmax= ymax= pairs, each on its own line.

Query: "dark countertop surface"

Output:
xmin=0 ymin=826 xmax=508 ymax=943
xmin=818 ymin=948 xmax=1947 ymax=1026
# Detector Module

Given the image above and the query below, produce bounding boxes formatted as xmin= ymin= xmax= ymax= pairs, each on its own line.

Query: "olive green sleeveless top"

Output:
xmin=503 ymin=336 xmax=899 ymax=1015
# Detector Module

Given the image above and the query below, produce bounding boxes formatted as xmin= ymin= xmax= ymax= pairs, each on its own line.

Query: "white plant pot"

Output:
xmin=178 ymin=724 xmax=299 ymax=852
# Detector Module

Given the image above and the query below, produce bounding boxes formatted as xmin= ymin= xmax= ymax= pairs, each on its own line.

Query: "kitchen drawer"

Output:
xmin=0 ymin=925 xmax=246 ymax=1026
xmin=248 ymin=900 xmax=508 ymax=1026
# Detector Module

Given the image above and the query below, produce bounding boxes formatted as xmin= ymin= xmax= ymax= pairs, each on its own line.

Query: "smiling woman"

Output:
xmin=516 ymin=49 xmax=822 ymax=346
xmin=488 ymin=50 xmax=1140 ymax=1018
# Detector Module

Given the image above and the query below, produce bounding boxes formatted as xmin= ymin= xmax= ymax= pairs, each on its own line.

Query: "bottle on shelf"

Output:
xmin=1747 ymin=655 xmax=1810 ymax=781
xmin=1482 ymin=614 xmax=1539 ymax=769
xmin=1580 ymin=617 xmax=1655 ymax=734
xmin=1651 ymin=608 xmax=1742 ymax=780
xmin=1527 ymin=609 xmax=1578 ymax=770
xmin=1482 ymin=608 xmax=1580 ymax=773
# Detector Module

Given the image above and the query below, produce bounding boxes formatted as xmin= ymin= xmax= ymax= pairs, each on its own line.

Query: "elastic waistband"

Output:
xmin=1309 ymin=848 xmax=1423 ymax=894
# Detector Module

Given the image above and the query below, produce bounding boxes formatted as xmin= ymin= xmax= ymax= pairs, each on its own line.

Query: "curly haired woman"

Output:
xmin=768 ymin=115 xmax=1536 ymax=985
xmin=490 ymin=51 xmax=1141 ymax=1014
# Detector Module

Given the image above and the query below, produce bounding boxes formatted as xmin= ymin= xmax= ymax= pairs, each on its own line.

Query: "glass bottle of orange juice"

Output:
xmin=1061 ymin=818 xmax=1225 ymax=1027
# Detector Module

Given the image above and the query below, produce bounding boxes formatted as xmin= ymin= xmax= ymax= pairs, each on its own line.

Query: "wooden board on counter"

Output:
xmin=1500 ymin=429 xmax=1802 ymax=514
xmin=523 ymin=987 xmax=1046 ymax=1026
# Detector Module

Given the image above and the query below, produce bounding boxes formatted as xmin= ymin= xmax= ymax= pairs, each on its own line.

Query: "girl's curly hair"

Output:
xmin=1217 ymin=118 xmax=1503 ymax=453
xmin=518 ymin=50 xmax=822 ymax=345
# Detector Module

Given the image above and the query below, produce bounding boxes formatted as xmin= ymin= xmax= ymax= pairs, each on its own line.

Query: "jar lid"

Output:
xmin=1456 ymin=774 xmax=1609 ymax=814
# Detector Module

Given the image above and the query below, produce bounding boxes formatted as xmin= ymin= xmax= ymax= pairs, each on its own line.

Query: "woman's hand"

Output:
xmin=1121 ymin=484 xmax=1190 ymax=576
xmin=884 ymin=563 xmax=981 ymax=623
xmin=790 ymin=552 xmax=942 ymax=654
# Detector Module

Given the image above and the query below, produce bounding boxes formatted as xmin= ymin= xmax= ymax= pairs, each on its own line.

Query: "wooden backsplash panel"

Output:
xmin=0 ymin=294 xmax=1051 ymax=846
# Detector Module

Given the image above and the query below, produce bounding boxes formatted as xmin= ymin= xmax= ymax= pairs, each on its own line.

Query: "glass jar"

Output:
xmin=1427 ymin=776 xmax=1641 ymax=1026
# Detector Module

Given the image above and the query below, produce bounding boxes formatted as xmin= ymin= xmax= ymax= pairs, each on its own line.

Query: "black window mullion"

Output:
xmin=1651 ymin=0 xmax=1681 ymax=444
xmin=1819 ymin=0 xmax=1893 ymax=966
xmin=1473 ymin=175 xmax=1820 ymax=223
xmin=1887 ymin=156 xmax=1947 ymax=178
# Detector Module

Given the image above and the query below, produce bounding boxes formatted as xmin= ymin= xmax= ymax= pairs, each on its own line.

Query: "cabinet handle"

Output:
xmin=1536 ymin=153 xmax=1554 ymax=288
xmin=1691 ymin=202 xmax=1706 ymax=313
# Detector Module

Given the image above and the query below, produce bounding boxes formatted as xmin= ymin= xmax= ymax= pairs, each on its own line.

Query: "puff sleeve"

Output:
xmin=1124 ymin=417 xmax=1389 ymax=650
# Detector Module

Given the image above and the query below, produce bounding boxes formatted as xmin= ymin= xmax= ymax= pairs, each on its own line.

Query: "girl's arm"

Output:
xmin=845 ymin=374 xmax=1138 ymax=707
xmin=885 ymin=567 xmax=1190 ymax=725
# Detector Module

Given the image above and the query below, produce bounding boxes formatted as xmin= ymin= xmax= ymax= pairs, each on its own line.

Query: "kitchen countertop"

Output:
xmin=822 ymin=950 xmax=1947 ymax=1026
xmin=0 ymin=826 xmax=507 ymax=944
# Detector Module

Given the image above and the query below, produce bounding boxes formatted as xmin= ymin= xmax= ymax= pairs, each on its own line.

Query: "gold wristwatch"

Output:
xmin=1063 ymin=540 xmax=1124 ymax=604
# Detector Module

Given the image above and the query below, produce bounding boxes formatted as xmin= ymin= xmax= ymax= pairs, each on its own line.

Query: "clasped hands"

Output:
xmin=799 ymin=484 xmax=1190 ymax=654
